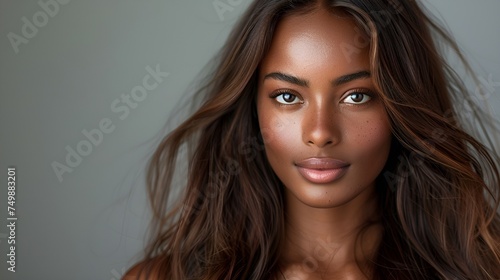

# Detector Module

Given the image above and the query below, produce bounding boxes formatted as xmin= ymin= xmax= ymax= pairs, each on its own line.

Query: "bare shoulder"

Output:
xmin=122 ymin=260 xmax=160 ymax=280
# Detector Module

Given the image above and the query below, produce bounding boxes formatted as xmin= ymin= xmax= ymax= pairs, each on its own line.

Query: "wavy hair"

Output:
xmin=128 ymin=0 xmax=500 ymax=279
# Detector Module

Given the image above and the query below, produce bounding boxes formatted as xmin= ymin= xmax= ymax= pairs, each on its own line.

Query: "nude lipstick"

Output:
xmin=295 ymin=158 xmax=350 ymax=184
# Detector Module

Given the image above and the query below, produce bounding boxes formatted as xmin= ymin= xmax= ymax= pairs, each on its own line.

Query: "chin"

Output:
xmin=285 ymin=176 xmax=376 ymax=209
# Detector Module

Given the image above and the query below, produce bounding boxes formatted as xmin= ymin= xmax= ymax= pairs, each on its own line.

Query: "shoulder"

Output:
xmin=122 ymin=260 xmax=160 ymax=280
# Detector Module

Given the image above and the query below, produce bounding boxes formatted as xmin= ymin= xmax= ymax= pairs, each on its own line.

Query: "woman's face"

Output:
xmin=257 ymin=8 xmax=392 ymax=208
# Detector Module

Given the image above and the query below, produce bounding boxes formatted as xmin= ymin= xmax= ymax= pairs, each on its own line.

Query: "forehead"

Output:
xmin=259 ymin=8 xmax=370 ymax=76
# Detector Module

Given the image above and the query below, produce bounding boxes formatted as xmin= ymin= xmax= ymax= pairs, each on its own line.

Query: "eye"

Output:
xmin=342 ymin=90 xmax=372 ymax=104
xmin=272 ymin=91 xmax=302 ymax=105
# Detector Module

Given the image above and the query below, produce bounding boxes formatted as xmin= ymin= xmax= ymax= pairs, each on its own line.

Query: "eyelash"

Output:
xmin=269 ymin=90 xmax=303 ymax=105
xmin=269 ymin=89 xmax=374 ymax=106
xmin=342 ymin=88 xmax=373 ymax=105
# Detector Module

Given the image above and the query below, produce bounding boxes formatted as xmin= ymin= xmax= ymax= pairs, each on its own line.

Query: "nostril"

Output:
xmin=307 ymin=140 xmax=334 ymax=146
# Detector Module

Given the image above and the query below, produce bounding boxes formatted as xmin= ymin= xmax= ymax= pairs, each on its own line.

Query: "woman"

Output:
xmin=125 ymin=0 xmax=500 ymax=279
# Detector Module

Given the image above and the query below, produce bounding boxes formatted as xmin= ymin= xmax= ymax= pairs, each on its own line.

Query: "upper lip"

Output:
xmin=295 ymin=158 xmax=350 ymax=170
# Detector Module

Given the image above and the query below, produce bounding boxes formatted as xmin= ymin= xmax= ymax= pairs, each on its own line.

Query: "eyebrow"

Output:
xmin=333 ymin=70 xmax=371 ymax=86
xmin=263 ymin=72 xmax=309 ymax=87
xmin=263 ymin=70 xmax=371 ymax=87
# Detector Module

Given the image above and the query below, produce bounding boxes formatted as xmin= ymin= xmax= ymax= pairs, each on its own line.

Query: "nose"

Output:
xmin=302 ymin=102 xmax=340 ymax=148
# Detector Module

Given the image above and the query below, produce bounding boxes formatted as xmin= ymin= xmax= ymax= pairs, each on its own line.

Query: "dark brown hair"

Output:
xmin=128 ymin=0 xmax=500 ymax=279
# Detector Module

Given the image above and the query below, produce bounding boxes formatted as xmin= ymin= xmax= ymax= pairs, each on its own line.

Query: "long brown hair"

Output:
xmin=131 ymin=0 xmax=500 ymax=279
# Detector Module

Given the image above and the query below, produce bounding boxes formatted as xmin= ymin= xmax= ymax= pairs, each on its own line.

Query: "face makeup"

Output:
xmin=257 ymin=8 xmax=392 ymax=208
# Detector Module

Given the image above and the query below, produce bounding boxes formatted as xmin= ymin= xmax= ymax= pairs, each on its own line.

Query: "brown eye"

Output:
xmin=274 ymin=91 xmax=301 ymax=104
xmin=350 ymin=93 xmax=364 ymax=102
xmin=342 ymin=91 xmax=372 ymax=104
xmin=282 ymin=93 xmax=295 ymax=102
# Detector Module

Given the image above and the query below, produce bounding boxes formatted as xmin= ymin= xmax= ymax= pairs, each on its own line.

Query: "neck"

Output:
xmin=279 ymin=185 xmax=382 ymax=279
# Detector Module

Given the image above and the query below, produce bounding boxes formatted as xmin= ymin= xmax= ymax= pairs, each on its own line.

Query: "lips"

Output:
xmin=295 ymin=158 xmax=350 ymax=184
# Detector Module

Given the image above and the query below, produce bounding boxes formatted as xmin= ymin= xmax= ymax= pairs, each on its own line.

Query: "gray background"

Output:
xmin=0 ymin=0 xmax=499 ymax=279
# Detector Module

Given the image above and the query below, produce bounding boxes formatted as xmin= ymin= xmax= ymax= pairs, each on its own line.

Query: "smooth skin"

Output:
xmin=123 ymin=5 xmax=392 ymax=280
xmin=257 ymin=5 xmax=392 ymax=280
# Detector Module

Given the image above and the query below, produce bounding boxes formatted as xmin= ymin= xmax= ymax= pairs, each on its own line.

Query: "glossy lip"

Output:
xmin=295 ymin=158 xmax=350 ymax=184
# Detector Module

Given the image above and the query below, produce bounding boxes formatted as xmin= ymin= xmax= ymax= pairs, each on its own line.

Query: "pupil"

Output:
xmin=351 ymin=93 xmax=363 ymax=102
xmin=284 ymin=93 xmax=294 ymax=102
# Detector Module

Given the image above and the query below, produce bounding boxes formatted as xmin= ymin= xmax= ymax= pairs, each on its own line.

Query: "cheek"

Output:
xmin=258 ymin=107 xmax=301 ymax=165
xmin=348 ymin=114 xmax=392 ymax=164
xmin=260 ymin=118 xmax=288 ymax=145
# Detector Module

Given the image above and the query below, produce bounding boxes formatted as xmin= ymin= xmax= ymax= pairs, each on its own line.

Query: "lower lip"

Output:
xmin=297 ymin=166 xmax=349 ymax=184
